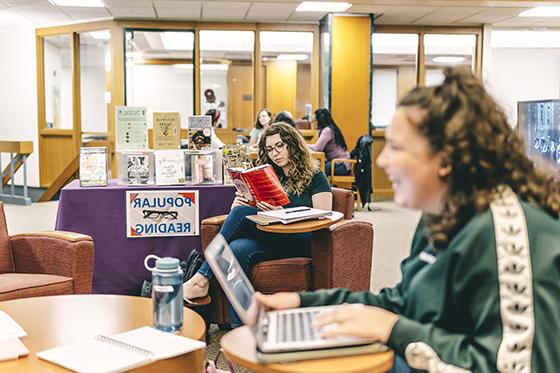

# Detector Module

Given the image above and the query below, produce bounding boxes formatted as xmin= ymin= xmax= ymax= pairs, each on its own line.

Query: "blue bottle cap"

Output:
xmin=155 ymin=257 xmax=180 ymax=270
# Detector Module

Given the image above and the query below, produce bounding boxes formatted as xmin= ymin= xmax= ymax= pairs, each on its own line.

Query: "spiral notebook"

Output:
xmin=37 ymin=326 xmax=205 ymax=373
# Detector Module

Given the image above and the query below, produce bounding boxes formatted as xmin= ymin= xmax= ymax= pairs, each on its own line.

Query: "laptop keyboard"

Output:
xmin=275 ymin=310 xmax=320 ymax=343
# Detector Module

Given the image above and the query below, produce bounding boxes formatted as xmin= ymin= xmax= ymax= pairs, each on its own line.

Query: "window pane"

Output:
xmin=371 ymin=33 xmax=418 ymax=128
xmin=125 ymin=30 xmax=195 ymax=128
xmin=320 ymin=21 xmax=331 ymax=109
xmin=44 ymin=34 xmax=73 ymax=129
xmin=200 ymin=30 xmax=254 ymax=130
xmin=424 ymin=34 xmax=476 ymax=86
xmin=80 ymin=30 xmax=110 ymax=133
xmin=260 ymin=31 xmax=313 ymax=119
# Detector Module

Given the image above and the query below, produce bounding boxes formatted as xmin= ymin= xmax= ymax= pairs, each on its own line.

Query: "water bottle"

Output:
xmin=144 ymin=255 xmax=184 ymax=332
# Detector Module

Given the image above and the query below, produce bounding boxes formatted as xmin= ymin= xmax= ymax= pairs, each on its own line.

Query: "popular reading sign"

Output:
xmin=126 ymin=190 xmax=199 ymax=238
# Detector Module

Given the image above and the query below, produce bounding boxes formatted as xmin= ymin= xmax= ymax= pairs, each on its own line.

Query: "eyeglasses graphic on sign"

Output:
xmin=265 ymin=141 xmax=285 ymax=155
xmin=142 ymin=210 xmax=179 ymax=220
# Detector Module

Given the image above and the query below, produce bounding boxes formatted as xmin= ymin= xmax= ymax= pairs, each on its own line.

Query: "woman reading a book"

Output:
xmin=184 ymin=122 xmax=332 ymax=326
xmin=309 ymin=108 xmax=352 ymax=176
xmin=249 ymin=108 xmax=272 ymax=147
xmin=255 ymin=67 xmax=560 ymax=372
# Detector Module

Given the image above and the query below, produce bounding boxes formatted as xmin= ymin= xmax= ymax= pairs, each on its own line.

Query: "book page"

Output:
xmin=38 ymin=339 xmax=152 ymax=373
xmin=111 ymin=326 xmax=205 ymax=360
xmin=0 ymin=338 xmax=28 ymax=361
xmin=0 ymin=311 xmax=27 ymax=341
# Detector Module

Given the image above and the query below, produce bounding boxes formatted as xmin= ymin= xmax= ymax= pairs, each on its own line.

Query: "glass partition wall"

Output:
xmin=370 ymin=27 xmax=481 ymax=129
xmin=44 ymin=34 xmax=73 ymax=130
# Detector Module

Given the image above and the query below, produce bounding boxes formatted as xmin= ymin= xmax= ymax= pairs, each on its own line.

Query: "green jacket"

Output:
xmin=300 ymin=190 xmax=560 ymax=372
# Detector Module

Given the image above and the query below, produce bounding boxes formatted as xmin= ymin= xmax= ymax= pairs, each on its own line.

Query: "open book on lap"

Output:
xmin=227 ymin=164 xmax=290 ymax=207
xmin=37 ymin=326 xmax=205 ymax=373
xmin=248 ymin=207 xmax=332 ymax=225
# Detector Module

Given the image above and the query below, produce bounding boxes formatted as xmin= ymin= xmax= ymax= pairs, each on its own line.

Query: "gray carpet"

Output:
xmin=5 ymin=199 xmax=421 ymax=371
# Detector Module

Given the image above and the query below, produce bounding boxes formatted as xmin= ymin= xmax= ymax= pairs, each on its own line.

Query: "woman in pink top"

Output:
xmin=309 ymin=108 xmax=351 ymax=176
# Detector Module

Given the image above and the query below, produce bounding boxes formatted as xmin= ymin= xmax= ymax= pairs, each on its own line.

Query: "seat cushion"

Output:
xmin=0 ymin=273 xmax=73 ymax=301
xmin=251 ymin=258 xmax=312 ymax=294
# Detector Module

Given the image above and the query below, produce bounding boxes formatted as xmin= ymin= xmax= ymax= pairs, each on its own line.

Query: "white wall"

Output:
xmin=81 ymin=66 xmax=108 ymax=133
xmin=487 ymin=48 xmax=560 ymax=127
xmin=0 ymin=26 xmax=40 ymax=187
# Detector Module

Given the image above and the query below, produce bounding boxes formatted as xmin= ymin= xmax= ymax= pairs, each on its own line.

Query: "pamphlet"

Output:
xmin=127 ymin=154 xmax=150 ymax=184
xmin=153 ymin=112 xmax=181 ymax=150
xmin=154 ymin=150 xmax=186 ymax=185
xmin=191 ymin=153 xmax=215 ymax=184
xmin=79 ymin=147 xmax=108 ymax=187
xmin=187 ymin=115 xmax=212 ymax=150
xmin=116 ymin=106 xmax=148 ymax=151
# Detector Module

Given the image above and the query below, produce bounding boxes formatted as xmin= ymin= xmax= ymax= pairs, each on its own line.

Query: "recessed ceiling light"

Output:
xmin=277 ymin=54 xmax=308 ymax=61
xmin=90 ymin=30 xmax=110 ymax=40
xmin=432 ymin=56 xmax=465 ymax=64
xmin=48 ymin=0 xmax=105 ymax=7
xmin=296 ymin=2 xmax=351 ymax=12
xmin=518 ymin=6 xmax=560 ymax=17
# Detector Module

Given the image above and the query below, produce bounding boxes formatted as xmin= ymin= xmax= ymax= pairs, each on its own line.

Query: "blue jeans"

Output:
xmin=388 ymin=355 xmax=412 ymax=373
xmin=325 ymin=160 xmax=351 ymax=176
xmin=198 ymin=206 xmax=311 ymax=326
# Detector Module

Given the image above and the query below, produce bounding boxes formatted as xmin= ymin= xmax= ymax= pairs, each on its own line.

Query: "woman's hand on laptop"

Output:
xmin=254 ymin=292 xmax=300 ymax=310
xmin=312 ymin=304 xmax=399 ymax=344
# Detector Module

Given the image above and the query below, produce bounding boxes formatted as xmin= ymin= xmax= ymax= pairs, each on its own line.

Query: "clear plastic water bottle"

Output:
xmin=144 ymin=255 xmax=183 ymax=332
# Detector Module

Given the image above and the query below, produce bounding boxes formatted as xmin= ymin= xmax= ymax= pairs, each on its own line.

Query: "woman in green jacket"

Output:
xmin=256 ymin=66 xmax=560 ymax=372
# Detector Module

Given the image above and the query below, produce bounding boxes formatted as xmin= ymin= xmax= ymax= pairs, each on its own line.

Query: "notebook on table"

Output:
xmin=250 ymin=206 xmax=332 ymax=225
xmin=205 ymin=234 xmax=386 ymax=363
xmin=37 ymin=326 xmax=205 ymax=373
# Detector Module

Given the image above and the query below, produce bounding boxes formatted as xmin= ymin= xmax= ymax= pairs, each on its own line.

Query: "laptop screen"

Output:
xmin=205 ymin=234 xmax=259 ymax=327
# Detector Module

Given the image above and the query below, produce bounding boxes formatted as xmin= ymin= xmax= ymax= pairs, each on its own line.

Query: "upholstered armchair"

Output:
xmin=201 ymin=188 xmax=374 ymax=325
xmin=0 ymin=203 xmax=94 ymax=301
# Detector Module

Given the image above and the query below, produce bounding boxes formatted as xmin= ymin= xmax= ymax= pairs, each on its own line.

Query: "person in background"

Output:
xmin=205 ymin=109 xmax=224 ymax=149
xmin=183 ymin=122 xmax=332 ymax=327
xmin=249 ymin=108 xmax=272 ymax=146
xmin=309 ymin=108 xmax=351 ymax=176
xmin=256 ymin=66 xmax=560 ymax=372
xmin=272 ymin=111 xmax=295 ymax=127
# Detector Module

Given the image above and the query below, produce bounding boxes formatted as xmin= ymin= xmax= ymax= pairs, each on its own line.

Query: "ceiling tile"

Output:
xmin=109 ymin=6 xmax=156 ymax=17
xmin=103 ymin=0 xmax=153 ymax=7
xmin=21 ymin=10 xmax=71 ymax=25
xmin=288 ymin=11 xmax=325 ymax=21
xmin=154 ymin=0 xmax=200 ymax=8
xmin=248 ymin=2 xmax=296 ymax=12
xmin=492 ymin=16 xmax=550 ymax=27
xmin=5 ymin=0 xmax=56 ymax=12
xmin=413 ymin=6 xmax=485 ymax=24
xmin=455 ymin=15 xmax=512 ymax=24
xmin=157 ymin=8 xmax=201 ymax=18
xmin=246 ymin=10 xmax=290 ymax=21
xmin=202 ymin=2 xmax=250 ymax=19
xmin=475 ymin=7 xmax=532 ymax=16
xmin=0 ymin=8 xmax=35 ymax=27
xmin=348 ymin=4 xmax=396 ymax=14
xmin=62 ymin=7 xmax=110 ymax=18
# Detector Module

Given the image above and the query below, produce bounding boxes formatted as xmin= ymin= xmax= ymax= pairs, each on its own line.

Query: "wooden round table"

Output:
xmin=256 ymin=211 xmax=344 ymax=234
xmin=0 ymin=294 xmax=206 ymax=372
xmin=221 ymin=326 xmax=394 ymax=373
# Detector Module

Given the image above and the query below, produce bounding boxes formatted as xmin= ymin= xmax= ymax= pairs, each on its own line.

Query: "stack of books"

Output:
xmin=248 ymin=207 xmax=332 ymax=225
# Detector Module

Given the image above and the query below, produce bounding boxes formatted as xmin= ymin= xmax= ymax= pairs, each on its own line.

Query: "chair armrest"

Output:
xmin=201 ymin=215 xmax=228 ymax=252
xmin=331 ymin=159 xmax=356 ymax=177
xmin=10 ymin=231 xmax=94 ymax=294
xmin=311 ymin=220 xmax=373 ymax=291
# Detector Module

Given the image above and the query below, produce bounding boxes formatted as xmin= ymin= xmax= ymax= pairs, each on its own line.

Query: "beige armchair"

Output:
xmin=0 ymin=203 xmax=94 ymax=301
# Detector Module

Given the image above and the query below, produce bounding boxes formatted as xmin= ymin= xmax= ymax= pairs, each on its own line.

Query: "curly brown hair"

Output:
xmin=400 ymin=66 xmax=560 ymax=250
xmin=257 ymin=122 xmax=317 ymax=195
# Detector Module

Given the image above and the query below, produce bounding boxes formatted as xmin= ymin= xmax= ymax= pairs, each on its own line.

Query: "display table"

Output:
xmin=55 ymin=179 xmax=235 ymax=294
xmin=0 ymin=295 xmax=206 ymax=373
xmin=221 ymin=326 xmax=394 ymax=373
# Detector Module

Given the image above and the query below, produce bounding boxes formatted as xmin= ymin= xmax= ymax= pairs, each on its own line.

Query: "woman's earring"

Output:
xmin=438 ymin=165 xmax=452 ymax=178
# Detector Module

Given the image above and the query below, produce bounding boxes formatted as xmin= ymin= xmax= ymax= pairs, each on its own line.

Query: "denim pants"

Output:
xmin=388 ymin=355 xmax=412 ymax=373
xmin=325 ymin=160 xmax=351 ymax=176
xmin=198 ymin=205 xmax=311 ymax=326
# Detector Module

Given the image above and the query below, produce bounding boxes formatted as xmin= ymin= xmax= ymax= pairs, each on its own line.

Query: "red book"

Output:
xmin=227 ymin=164 xmax=290 ymax=207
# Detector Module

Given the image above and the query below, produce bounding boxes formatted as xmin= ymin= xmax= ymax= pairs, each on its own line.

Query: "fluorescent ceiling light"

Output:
xmin=161 ymin=32 xmax=194 ymax=51
xmin=518 ymin=6 xmax=560 ymax=17
xmin=90 ymin=30 xmax=110 ymax=40
xmin=48 ymin=0 xmax=105 ymax=7
xmin=277 ymin=54 xmax=308 ymax=61
xmin=296 ymin=2 xmax=351 ymax=12
xmin=433 ymin=56 xmax=465 ymax=64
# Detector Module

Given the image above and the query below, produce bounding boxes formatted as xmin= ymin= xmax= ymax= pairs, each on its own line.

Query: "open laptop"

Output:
xmin=205 ymin=234 xmax=386 ymax=363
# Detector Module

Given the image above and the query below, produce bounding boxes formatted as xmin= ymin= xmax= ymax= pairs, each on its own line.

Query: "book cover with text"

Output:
xmin=153 ymin=112 xmax=181 ymax=150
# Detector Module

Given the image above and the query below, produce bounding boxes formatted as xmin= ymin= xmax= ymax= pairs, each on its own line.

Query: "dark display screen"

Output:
xmin=518 ymin=99 xmax=560 ymax=167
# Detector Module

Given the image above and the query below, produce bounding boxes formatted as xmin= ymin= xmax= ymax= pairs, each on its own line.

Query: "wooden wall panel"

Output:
xmin=296 ymin=64 xmax=311 ymax=118
xmin=331 ymin=16 xmax=371 ymax=150
xmin=228 ymin=64 xmax=254 ymax=130
xmin=265 ymin=60 xmax=297 ymax=116
xmin=372 ymin=129 xmax=393 ymax=199
xmin=40 ymin=134 xmax=75 ymax=187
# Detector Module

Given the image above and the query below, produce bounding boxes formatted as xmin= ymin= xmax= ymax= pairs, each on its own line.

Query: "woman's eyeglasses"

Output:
xmin=265 ymin=141 xmax=286 ymax=155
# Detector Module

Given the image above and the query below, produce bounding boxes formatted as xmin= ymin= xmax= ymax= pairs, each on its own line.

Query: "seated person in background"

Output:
xmin=272 ymin=111 xmax=295 ymax=127
xmin=183 ymin=122 xmax=332 ymax=326
xmin=205 ymin=109 xmax=224 ymax=149
xmin=249 ymin=108 xmax=272 ymax=147
xmin=256 ymin=66 xmax=560 ymax=372
xmin=309 ymin=108 xmax=351 ymax=176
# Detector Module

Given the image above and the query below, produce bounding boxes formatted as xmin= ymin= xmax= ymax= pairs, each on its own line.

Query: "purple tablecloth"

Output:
xmin=55 ymin=179 xmax=235 ymax=295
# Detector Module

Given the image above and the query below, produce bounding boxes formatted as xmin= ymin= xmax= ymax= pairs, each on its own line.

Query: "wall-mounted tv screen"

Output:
xmin=517 ymin=99 xmax=560 ymax=167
